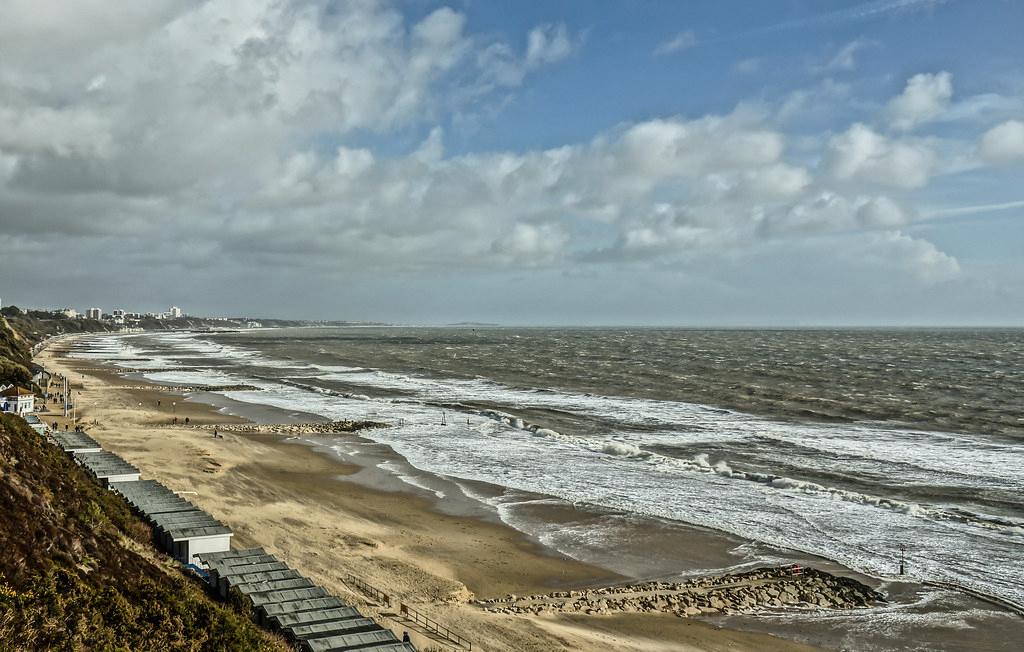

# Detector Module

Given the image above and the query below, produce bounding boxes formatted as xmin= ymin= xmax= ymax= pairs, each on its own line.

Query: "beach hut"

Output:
xmin=299 ymin=629 xmax=399 ymax=652
xmin=233 ymin=577 xmax=315 ymax=594
xmin=110 ymin=480 xmax=233 ymax=563
xmin=211 ymin=560 xmax=289 ymax=598
xmin=285 ymin=617 xmax=381 ymax=642
xmin=196 ymin=548 xmax=267 ymax=566
xmin=268 ymin=606 xmax=362 ymax=631
xmin=247 ymin=586 xmax=331 ymax=611
xmin=257 ymin=596 xmax=349 ymax=628
xmin=73 ymin=451 xmax=141 ymax=483
xmin=164 ymin=523 xmax=234 ymax=564
xmin=51 ymin=431 xmax=103 ymax=453
xmin=24 ymin=414 xmax=48 ymax=436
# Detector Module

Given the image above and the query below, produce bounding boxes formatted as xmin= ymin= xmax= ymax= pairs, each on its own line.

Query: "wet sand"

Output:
xmin=34 ymin=336 xmax=831 ymax=651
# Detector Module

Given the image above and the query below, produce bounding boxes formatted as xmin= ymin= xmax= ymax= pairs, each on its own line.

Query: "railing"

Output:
xmin=399 ymin=603 xmax=471 ymax=651
xmin=344 ymin=574 xmax=390 ymax=607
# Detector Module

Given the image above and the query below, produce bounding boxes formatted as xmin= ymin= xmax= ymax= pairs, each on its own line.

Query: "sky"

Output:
xmin=1 ymin=0 xmax=1023 ymax=326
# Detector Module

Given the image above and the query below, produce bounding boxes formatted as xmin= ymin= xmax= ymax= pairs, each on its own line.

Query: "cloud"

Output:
xmin=816 ymin=38 xmax=874 ymax=72
xmin=0 ymin=106 xmax=113 ymax=157
xmin=733 ymin=58 xmax=760 ymax=74
xmin=826 ymin=123 xmax=936 ymax=188
xmin=472 ymin=22 xmax=580 ymax=93
xmin=863 ymin=230 xmax=961 ymax=283
xmin=654 ymin=30 xmax=697 ymax=56
xmin=886 ymin=71 xmax=953 ymax=131
xmin=736 ymin=0 xmax=948 ymax=38
xmin=0 ymin=1 xmax=998 ymax=322
xmin=978 ymin=120 xmax=1024 ymax=163
xmin=526 ymin=23 xmax=576 ymax=68
xmin=491 ymin=222 xmax=569 ymax=265
xmin=760 ymin=193 xmax=911 ymax=236
xmin=925 ymin=199 xmax=1024 ymax=219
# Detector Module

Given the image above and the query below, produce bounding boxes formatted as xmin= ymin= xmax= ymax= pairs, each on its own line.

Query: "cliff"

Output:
xmin=0 ymin=414 xmax=287 ymax=650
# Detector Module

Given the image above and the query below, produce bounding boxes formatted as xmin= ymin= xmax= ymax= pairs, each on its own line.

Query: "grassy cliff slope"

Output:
xmin=0 ymin=414 xmax=287 ymax=651
xmin=0 ymin=315 xmax=33 ymax=387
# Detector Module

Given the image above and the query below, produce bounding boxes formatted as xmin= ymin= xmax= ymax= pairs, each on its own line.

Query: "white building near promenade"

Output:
xmin=1 ymin=386 xmax=35 ymax=415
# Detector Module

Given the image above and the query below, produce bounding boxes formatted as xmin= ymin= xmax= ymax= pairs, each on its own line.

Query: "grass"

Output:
xmin=0 ymin=413 xmax=289 ymax=651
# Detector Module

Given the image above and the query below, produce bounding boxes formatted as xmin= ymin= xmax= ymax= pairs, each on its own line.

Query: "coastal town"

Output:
xmin=1 ymin=300 xmax=264 ymax=330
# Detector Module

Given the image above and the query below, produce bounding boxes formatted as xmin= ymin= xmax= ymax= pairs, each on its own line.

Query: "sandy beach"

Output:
xmin=30 ymin=336 xmax=836 ymax=652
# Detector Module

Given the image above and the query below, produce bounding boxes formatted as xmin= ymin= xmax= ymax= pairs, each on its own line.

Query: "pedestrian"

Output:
xmin=213 ymin=429 xmax=219 ymax=439
xmin=158 ymin=400 xmax=161 ymax=407
xmin=185 ymin=417 xmax=190 ymax=425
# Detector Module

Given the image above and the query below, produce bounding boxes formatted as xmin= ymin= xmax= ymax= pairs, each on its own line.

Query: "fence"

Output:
xmin=344 ymin=574 xmax=391 ymax=607
xmin=399 ymin=603 xmax=471 ymax=651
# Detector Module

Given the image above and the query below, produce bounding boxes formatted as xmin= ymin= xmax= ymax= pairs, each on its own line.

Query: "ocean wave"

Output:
xmin=74 ymin=332 xmax=1024 ymax=606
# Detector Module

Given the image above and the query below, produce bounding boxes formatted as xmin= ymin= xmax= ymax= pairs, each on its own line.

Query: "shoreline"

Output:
xmin=36 ymin=332 xmax=1024 ymax=651
xmin=37 ymin=334 xmax=831 ymax=652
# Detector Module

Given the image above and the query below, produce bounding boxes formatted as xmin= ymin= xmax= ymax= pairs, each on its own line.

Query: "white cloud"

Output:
xmin=887 ymin=71 xmax=953 ymax=131
xmin=863 ymin=230 xmax=961 ymax=283
xmin=654 ymin=30 xmax=697 ymax=56
xmin=733 ymin=58 xmax=760 ymax=74
xmin=618 ymin=115 xmax=784 ymax=180
xmin=0 ymin=2 xmax=992 ymax=313
xmin=759 ymin=193 xmax=911 ymax=236
xmin=0 ymin=106 xmax=113 ymax=157
xmin=735 ymin=164 xmax=812 ymax=199
xmin=978 ymin=120 xmax=1024 ymax=163
xmin=526 ymin=23 xmax=575 ymax=68
xmin=817 ymin=38 xmax=873 ymax=72
xmin=826 ymin=123 xmax=936 ymax=188
xmin=491 ymin=222 xmax=569 ymax=265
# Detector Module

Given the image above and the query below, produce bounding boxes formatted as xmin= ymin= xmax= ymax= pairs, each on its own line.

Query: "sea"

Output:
xmin=69 ymin=327 xmax=1024 ymax=649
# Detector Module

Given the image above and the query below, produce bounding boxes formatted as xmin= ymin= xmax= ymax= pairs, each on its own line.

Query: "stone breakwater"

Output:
xmin=190 ymin=420 xmax=388 ymax=435
xmin=113 ymin=383 xmax=264 ymax=393
xmin=476 ymin=567 xmax=883 ymax=618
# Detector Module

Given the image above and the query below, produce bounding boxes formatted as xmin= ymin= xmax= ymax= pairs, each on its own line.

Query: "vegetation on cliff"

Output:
xmin=0 ymin=315 xmax=33 ymax=387
xmin=0 ymin=414 xmax=288 ymax=651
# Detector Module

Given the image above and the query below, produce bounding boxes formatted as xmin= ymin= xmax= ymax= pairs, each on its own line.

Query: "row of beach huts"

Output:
xmin=37 ymin=418 xmax=418 ymax=652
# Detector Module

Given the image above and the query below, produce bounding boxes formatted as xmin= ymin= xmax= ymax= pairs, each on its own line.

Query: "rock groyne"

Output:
xmin=190 ymin=420 xmax=388 ymax=435
xmin=113 ymin=383 xmax=263 ymax=393
xmin=478 ymin=566 xmax=883 ymax=618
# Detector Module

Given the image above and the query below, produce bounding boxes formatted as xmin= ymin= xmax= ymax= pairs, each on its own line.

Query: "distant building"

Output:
xmin=60 ymin=308 xmax=79 ymax=318
xmin=170 ymin=306 xmax=183 ymax=318
xmin=112 ymin=309 xmax=125 ymax=318
xmin=245 ymin=321 xmax=262 ymax=328
xmin=0 ymin=386 xmax=35 ymax=415
xmin=86 ymin=307 xmax=102 ymax=320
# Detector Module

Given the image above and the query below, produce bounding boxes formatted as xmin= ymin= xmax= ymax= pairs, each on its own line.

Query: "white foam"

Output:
xmin=81 ymin=331 xmax=1024 ymax=607
xmin=376 ymin=461 xmax=446 ymax=499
